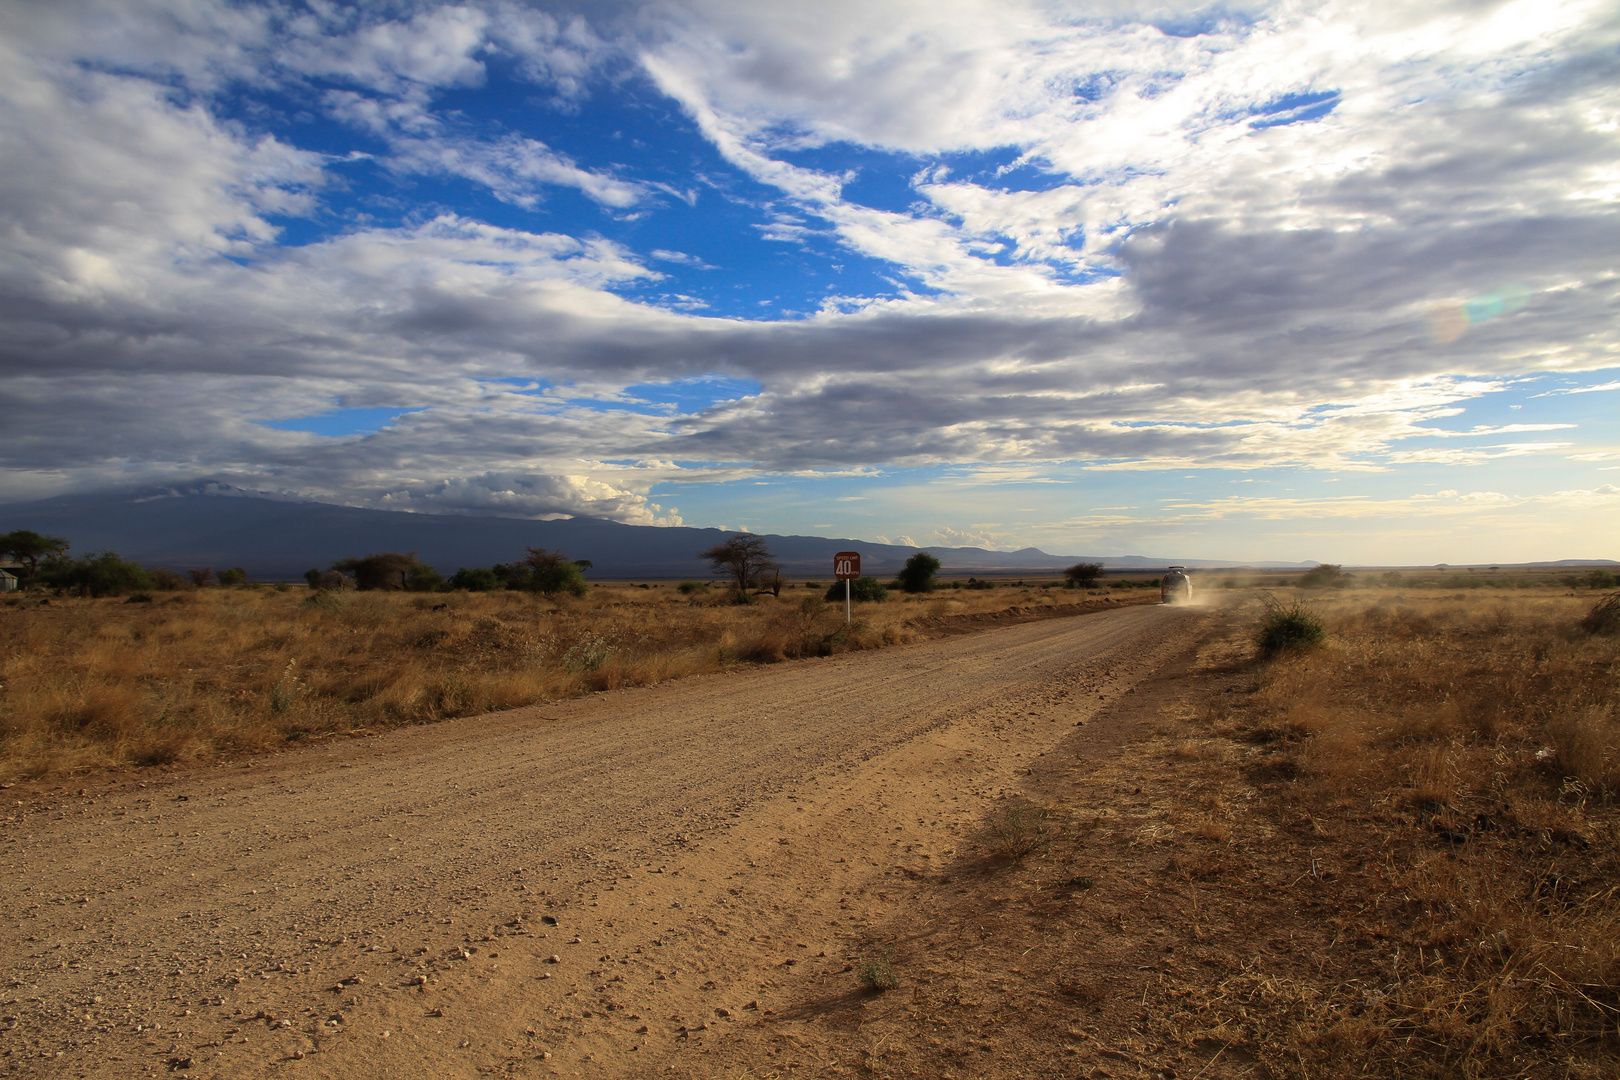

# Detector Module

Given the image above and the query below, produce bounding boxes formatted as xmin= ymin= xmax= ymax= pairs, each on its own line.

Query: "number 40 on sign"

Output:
xmin=834 ymin=551 xmax=860 ymax=623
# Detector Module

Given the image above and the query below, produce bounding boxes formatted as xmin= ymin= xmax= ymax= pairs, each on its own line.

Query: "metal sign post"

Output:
xmin=833 ymin=551 xmax=860 ymax=624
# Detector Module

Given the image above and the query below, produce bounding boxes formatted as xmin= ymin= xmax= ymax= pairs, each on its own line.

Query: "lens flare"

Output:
xmin=1429 ymin=284 xmax=1532 ymax=344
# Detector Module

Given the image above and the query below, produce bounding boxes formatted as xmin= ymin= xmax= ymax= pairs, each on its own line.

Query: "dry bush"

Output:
xmin=1581 ymin=592 xmax=1620 ymax=635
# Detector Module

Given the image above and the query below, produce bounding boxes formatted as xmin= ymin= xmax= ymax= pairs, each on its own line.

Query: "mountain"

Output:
xmin=0 ymin=486 xmax=1302 ymax=580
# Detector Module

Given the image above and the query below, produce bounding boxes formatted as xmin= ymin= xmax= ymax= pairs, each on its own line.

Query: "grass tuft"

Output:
xmin=988 ymin=799 xmax=1057 ymax=859
xmin=1256 ymin=593 xmax=1326 ymax=656
xmin=856 ymin=945 xmax=898 ymax=991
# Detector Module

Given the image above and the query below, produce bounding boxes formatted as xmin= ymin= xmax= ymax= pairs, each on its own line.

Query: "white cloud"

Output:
xmin=387 ymin=134 xmax=649 ymax=209
xmin=371 ymin=471 xmax=682 ymax=526
xmin=276 ymin=5 xmax=492 ymax=96
xmin=1535 ymin=379 xmax=1620 ymax=396
xmin=2 ymin=0 xmax=1619 ymax=549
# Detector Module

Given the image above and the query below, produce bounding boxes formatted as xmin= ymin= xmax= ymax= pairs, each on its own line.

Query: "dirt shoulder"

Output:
xmin=694 ymin=595 xmax=1620 ymax=1080
xmin=1 ymin=599 xmax=1208 ymax=1080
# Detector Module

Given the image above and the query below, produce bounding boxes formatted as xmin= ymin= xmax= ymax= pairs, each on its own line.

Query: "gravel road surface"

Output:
xmin=2 ymin=601 xmax=1207 ymax=1079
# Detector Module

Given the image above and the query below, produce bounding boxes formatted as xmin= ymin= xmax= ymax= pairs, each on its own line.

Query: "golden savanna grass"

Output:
xmin=1188 ymin=589 xmax=1620 ymax=1075
xmin=844 ymin=587 xmax=1620 ymax=1079
xmin=0 ymin=581 xmax=1108 ymax=780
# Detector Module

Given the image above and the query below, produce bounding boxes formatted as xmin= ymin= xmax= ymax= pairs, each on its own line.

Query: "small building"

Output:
xmin=0 ymin=570 xmax=17 ymax=593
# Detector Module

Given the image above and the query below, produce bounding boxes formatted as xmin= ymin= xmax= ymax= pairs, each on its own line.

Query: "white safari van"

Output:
xmin=1161 ymin=566 xmax=1192 ymax=604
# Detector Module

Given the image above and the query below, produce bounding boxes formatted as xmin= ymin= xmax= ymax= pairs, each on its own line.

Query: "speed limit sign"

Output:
xmin=834 ymin=552 xmax=860 ymax=623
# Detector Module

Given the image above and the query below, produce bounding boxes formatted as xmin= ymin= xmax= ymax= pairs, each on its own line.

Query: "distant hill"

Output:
xmin=0 ymin=486 xmax=1295 ymax=581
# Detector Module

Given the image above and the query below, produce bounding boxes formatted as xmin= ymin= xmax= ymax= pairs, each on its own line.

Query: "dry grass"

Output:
xmin=1209 ymin=590 xmax=1620 ymax=1076
xmin=0 ymin=583 xmax=1118 ymax=781
xmin=847 ymin=588 xmax=1619 ymax=1078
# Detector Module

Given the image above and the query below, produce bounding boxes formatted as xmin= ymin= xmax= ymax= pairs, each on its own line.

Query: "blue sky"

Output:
xmin=1 ymin=0 xmax=1617 ymax=563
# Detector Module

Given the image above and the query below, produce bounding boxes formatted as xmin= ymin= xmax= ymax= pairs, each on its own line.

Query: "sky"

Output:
xmin=1 ymin=0 xmax=1617 ymax=565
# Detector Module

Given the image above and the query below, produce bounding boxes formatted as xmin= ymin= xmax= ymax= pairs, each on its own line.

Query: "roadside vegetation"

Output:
xmin=0 ymin=573 xmax=1138 ymax=780
xmin=846 ymin=587 xmax=1620 ymax=1078
xmin=1185 ymin=590 xmax=1620 ymax=1074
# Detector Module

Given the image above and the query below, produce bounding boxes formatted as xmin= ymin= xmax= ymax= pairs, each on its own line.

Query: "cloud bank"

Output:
xmin=0 ymin=0 xmax=1616 ymax=553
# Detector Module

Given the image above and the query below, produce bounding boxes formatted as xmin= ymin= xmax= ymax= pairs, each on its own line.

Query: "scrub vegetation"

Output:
xmin=1181 ymin=590 xmax=1620 ymax=1074
xmin=887 ymin=587 xmax=1620 ymax=1079
xmin=0 ymin=579 xmax=1137 ymax=780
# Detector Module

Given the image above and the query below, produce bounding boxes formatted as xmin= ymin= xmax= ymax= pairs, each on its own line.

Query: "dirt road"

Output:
xmin=3 ymin=601 xmax=1210 ymax=1079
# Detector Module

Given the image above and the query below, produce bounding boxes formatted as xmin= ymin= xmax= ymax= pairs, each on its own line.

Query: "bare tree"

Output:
xmin=700 ymin=534 xmax=776 ymax=596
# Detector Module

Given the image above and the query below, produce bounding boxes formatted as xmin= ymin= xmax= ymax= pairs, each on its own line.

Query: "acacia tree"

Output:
xmin=1064 ymin=562 xmax=1105 ymax=587
xmin=332 ymin=552 xmax=418 ymax=590
xmin=1298 ymin=563 xmax=1351 ymax=589
xmin=700 ymin=534 xmax=777 ymax=596
xmin=0 ymin=530 xmax=69 ymax=577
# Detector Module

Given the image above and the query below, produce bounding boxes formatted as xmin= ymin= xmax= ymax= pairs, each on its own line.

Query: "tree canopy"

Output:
xmin=700 ymin=534 xmax=777 ymax=595
xmin=36 ymin=550 xmax=153 ymax=597
xmin=332 ymin=552 xmax=420 ymax=591
xmin=0 ymin=529 xmax=69 ymax=575
xmin=521 ymin=547 xmax=589 ymax=597
xmin=1064 ymin=562 xmax=1105 ymax=587
xmin=1298 ymin=563 xmax=1352 ymax=589
xmin=897 ymin=551 xmax=941 ymax=593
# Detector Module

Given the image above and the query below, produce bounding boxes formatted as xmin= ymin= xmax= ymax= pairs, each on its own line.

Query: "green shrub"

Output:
xmin=825 ymin=576 xmax=888 ymax=602
xmin=1298 ymin=563 xmax=1351 ymax=589
xmin=37 ymin=550 xmax=155 ymax=597
xmin=964 ymin=577 xmax=995 ymax=590
xmin=450 ymin=566 xmax=502 ymax=592
xmin=897 ymin=551 xmax=940 ymax=593
xmin=677 ymin=580 xmax=709 ymax=595
xmin=563 ymin=631 xmax=614 ymax=673
xmin=216 ymin=567 xmax=248 ymax=587
xmin=1257 ymin=595 xmax=1327 ymax=656
xmin=989 ymin=800 xmax=1054 ymax=859
xmin=520 ymin=547 xmax=589 ymax=598
xmin=406 ymin=563 xmax=447 ymax=592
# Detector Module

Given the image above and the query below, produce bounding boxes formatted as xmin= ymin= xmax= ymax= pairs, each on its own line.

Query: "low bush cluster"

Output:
xmin=824 ymin=576 xmax=888 ymax=602
xmin=34 ymin=551 xmax=154 ymax=597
